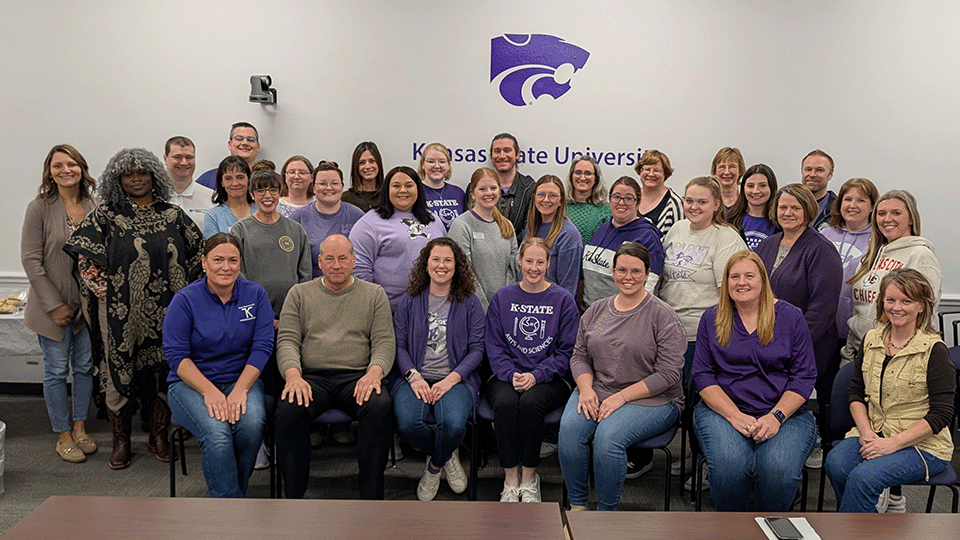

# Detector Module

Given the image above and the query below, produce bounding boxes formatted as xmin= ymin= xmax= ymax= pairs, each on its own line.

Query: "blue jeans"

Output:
xmin=693 ymin=401 xmax=816 ymax=511
xmin=824 ymin=436 xmax=948 ymax=512
xmin=559 ymin=390 xmax=679 ymax=511
xmin=38 ymin=328 xmax=93 ymax=433
xmin=168 ymin=379 xmax=265 ymax=498
xmin=394 ymin=380 xmax=472 ymax=468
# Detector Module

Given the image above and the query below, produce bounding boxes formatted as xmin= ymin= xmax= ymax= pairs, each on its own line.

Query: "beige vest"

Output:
xmin=847 ymin=329 xmax=953 ymax=461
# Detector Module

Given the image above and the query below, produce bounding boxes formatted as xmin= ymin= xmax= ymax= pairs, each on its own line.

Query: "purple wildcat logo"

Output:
xmin=490 ymin=34 xmax=590 ymax=107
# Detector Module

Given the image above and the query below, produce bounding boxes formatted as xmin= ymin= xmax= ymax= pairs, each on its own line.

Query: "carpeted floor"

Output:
xmin=3 ymin=390 xmax=958 ymax=535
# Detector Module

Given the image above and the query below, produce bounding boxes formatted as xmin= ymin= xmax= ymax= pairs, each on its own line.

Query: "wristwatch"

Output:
xmin=771 ymin=409 xmax=786 ymax=424
xmin=404 ymin=368 xmax=420 ymax=382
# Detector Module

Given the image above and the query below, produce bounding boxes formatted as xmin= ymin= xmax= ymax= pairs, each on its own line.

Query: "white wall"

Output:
xmin=2 ymin=0 xmax=958 ymax=295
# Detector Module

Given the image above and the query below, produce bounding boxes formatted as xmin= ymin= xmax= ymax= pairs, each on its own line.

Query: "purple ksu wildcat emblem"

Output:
xmin=490 ymin=34 xmax=590 ymax=107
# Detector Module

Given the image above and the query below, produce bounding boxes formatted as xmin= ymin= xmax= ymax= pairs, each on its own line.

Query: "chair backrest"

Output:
xmin=828 ymin=362 xmax=857 ymax=435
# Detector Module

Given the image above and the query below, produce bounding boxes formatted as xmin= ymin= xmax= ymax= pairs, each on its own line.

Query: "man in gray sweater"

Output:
xmin=274 ymin=234 xmax=395 ymax=499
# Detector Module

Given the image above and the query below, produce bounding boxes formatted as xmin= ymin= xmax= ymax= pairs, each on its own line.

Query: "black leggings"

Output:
xmin=488 ymin=377 xmax=570 ymax=469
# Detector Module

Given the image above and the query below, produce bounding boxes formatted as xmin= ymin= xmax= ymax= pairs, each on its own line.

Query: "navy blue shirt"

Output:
xmin=164 ymin=277 xmax=274 ymax=384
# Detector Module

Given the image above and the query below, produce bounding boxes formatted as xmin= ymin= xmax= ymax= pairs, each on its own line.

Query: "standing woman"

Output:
xmin=65 ymin=148 xmax=203 ymax=470
xmin=486 ymin=238 xmax=579 ymax=502
xmin=560 ymin=243 xmax=686 ymax=511
xmin=341 ymin=141 xmax=385 ymax=213
xmin=692 ymin=251 xmax=818 ymax=511
xmin=21 ymin=144 xmax=99 ymax=462
xmin=290 ymin=160 xmax=365 ymax=278
xmin=418 ymin=143 xmax=465 ymax=231
xmin=820 ymin=178 xmax=878 ymax=359
xmin=349 ymin=165 xmax=446 ymax=310
xmin=725 ymin=164 xmax=779 ymax=250
xmin=447 ymin=167 xmax=517 ymax=311
xmin=277 ymin=155 xmax=314 ymax=217
xmin=164 ymin=233 xmax=274 ymax=498
xmin=582 ymin=176 xmax=664 ymax=307
xmin=565 ymin=155 xmax=610 ymax=246
xmin=658 ymin=176 xmax=747 ymax=375
xmin=755 ymin=183 xmax=843 ymax=453
xmin=711 ymin=147 xmax=745 ymax=210
xmin=391 ymin=238 xmax=485 ymax=501
xmin=844 ymin=190 xmax=942 ymax=363
xmin=635 ymin=150 xmax=684 ymax=237
xmin=203 ymin=156 xmax=256 ymax=238
xmin=824 ymin=269 xmax=954 ymax=513
xmin=523 ymin=175 xmax=584 ymax=298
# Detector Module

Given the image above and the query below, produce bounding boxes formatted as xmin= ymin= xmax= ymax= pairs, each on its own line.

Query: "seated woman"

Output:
xmin=559 ymin=242 xmax=686 ymax=511
xmin=391 ymin=237 xmax=485 ymax=501
xmin=692 ymin=250 xmax=817 ymax=511
xmin=163 ymin=233 xmax=274 ymax=497
xmin=824 ymin=269 xmax=954 ymax=513
xmin=486 ymin=237 xmax=579 ymax=503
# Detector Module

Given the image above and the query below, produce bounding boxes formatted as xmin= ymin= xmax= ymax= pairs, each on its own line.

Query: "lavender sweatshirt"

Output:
xmin=820 ymin=224 xmax=871 ymax=338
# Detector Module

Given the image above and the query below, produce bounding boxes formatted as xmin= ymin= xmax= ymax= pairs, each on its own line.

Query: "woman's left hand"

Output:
xmin=430 ymin=376 xmax=458 ymax=401
xmin=513 ymin=372 xmax=536 ymax=392
xmin=225 ymin=387 xmax=248 ymax=424
xmin=597 ymin=393 xmax=627 ymax=421
xmin=860 ymin=436 xmax=900 ymax=459
xmin=749 ymin=413 xmax=781 ymax=443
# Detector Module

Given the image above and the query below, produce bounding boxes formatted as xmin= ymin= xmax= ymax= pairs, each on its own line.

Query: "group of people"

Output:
xmin=20 ymin=126 xmax=951 ymax=513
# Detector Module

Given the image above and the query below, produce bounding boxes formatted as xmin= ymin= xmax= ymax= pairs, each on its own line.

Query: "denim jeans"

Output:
xmin=168 ymin=379 xmax=265 ymax=498
xmin=38 ymin=328 xmax=93 ymax=433
xmin=824 ymin=436 xmax=948 ymax=512
xmin=394 ymin=380 xmax=471 ymax=469
xmin=693 ymin=401 xmax=816 ymax=511
xmin=559 ymin=390 xmax=679 ymax=510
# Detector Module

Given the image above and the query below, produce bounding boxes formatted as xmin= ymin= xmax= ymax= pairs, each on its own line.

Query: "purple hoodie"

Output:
xmin=485 ymin=283 xmax=579 ymax=385
xmin=820 ymin=224 xmax=871 ymax=338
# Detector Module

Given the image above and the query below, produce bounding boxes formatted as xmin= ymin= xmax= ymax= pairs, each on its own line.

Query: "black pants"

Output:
xmin=488 ymin=377 xmax=569 ymax=469
xmin=275 ymin=369 xmax=392 ymax=499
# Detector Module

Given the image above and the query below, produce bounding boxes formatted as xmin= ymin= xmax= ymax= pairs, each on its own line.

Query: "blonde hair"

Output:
xmin=711 ymin=147 xmax=745 ymax=181
xmin=876 ymin=268 xmax=937 ymax=337
xmin=525 ymin=175 xmax=568 ymax=247
xmin=417 ymin=142 xmax=453 ymax=182
xmin=684 ymin=176 xmax=730 ymax=228
xmin=519 ymin=237 xmax=551 ymax=263
xmin=715 ymin=250 xmax=777 ymax=346
xmin=849 ymin=190 xmax=923 ymax=285
xmin=468 ymin=167 xmax=515 ymax=239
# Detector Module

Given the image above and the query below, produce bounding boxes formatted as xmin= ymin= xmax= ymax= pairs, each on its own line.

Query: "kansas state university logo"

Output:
xmin=490 ymin=34 xmax=590 ymax=107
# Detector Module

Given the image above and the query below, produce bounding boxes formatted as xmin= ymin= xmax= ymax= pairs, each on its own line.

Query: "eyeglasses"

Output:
xmin=572 ymin=170 xmax=594 ymax=177
xmin=314 ymin=181 xmax=343 ymax=188
xmin=640 ymin=167 xmax=663 ymax=175
xmin=535 ymin=192 xmax=560 ymax=200
xmin=232 ymin=135 xmax=258 ymax=143
xmin=285 ymin=169 xmax=310 ymax=177
xmin=613 ymin=267 xmax=646 ymax=277
xmin=424 ymin=158 xmax=449 ymax=166
xmin=253 ymin=187 xmax=280 ymax=196
xmin=610 ymin=194 xmax=638 ymax=203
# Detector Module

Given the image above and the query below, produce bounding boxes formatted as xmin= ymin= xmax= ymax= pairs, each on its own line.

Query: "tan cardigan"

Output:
xmin=20 ymin=194 xmax=97 ymax=341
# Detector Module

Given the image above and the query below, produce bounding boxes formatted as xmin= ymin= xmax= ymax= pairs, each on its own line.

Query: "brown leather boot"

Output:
xmin=147 ymin=398 xmax=171 ymax=462
xmin=108 ymin=407 xmax=132 ymax=470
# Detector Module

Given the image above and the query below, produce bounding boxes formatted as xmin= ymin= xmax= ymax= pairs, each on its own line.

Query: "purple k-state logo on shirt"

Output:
xmin=490 ymin=33 xmax=590 ymax=107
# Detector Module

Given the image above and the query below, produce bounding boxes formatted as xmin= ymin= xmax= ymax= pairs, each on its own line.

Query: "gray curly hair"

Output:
xmin=97 ymin=148 xmax=173 ymax=205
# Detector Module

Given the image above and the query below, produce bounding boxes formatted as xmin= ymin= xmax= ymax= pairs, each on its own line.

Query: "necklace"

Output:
xmin=888 ymin=330 xmax=917 ymax=351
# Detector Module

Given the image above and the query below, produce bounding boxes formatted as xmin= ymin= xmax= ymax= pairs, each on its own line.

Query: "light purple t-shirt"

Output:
xmin=290 ymin=201 xmax=365 ymax=277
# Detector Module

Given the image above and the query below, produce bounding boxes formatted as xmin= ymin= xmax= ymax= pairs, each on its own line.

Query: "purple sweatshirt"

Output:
xmin=485 ymin=283 xmax=579 ymax=385
xmin=423 ymin=183 xmax=465 ymax=230
xmin=819 ymin=224 xmax=871 ymax=338
xmin=582 ymin=217 xmax=664 ymax=307
xmin=349 ymin=209 xmax=446 ymax=310
xmin=693 ymin=301 xmax=817 ymax=418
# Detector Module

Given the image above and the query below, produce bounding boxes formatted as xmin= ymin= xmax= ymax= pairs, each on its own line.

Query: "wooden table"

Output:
xmin=2 ymin=496 xmax=565 ymax=540
xmin=564 ymin=511 xmax=959 ymax=540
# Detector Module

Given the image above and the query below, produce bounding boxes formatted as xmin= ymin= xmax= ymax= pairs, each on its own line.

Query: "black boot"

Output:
xmin=147 ymin=398 xmax=171 ymax=462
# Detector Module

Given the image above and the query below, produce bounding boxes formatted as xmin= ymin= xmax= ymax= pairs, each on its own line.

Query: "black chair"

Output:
xmin=169 ymin=394 xmax=277 ymax=498
xmin=817 ymin=361 xmax=960 ymax=512
xmin=468 ymin=394 xmax=563 ymax=501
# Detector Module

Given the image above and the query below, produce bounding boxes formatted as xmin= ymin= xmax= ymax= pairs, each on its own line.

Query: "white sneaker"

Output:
xmin=254 ymin=441 xmax=270 ymax=470
xmin=671 ymin=456 xmax=694 ymax=477
xmin=539 ymin=442 xmax=558 ymax=458
xmin=500 ymin=482 xmax=520 ymax=502
xmin=887 ymin=493 xmax=907 ymax=513
xmin=443 ymin=449 xmax=467 ymax=494
xmin=876 ymin=487 xmax=891 ymax=513
xmin=417 ymin=458 xmax=441 ymax=501
xmin=805 ymin=447 xmax=823 ymax=469
xmin=684 ymin=469 xmax=709 ymax=492
xmin=518 ymin=473 xmax=541 ymax=503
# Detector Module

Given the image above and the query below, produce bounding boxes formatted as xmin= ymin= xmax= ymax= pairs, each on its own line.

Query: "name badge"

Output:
xmin=473 ymin=232 xmax=485 ymax=240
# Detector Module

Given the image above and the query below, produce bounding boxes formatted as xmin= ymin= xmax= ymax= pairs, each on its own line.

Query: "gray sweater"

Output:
xmin=231 ymin=214 xmax=312 ymax=318
xmin=447 ymin=210 xmax=517 ymax=311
